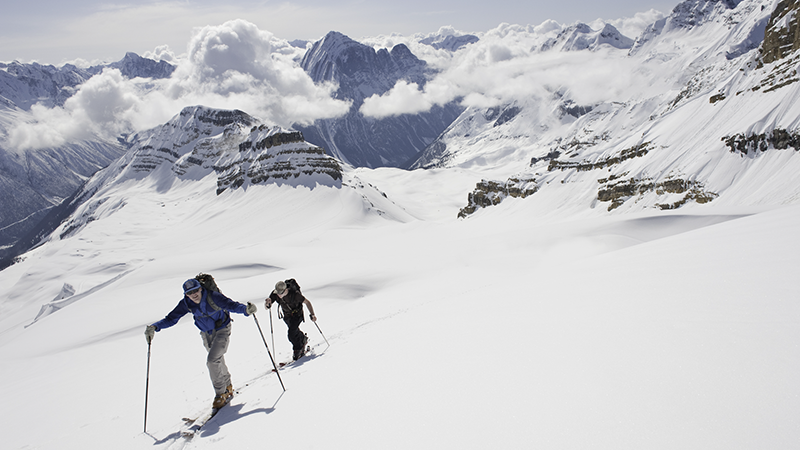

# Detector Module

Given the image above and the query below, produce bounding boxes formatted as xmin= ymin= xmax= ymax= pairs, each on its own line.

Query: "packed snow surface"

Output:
xmin=0 ymin=164 xmax=797 ymax=449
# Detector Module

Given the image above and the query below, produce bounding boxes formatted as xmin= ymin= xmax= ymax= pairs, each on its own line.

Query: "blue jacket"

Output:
xmin=152 ymin=289 xmax=248 ymax=334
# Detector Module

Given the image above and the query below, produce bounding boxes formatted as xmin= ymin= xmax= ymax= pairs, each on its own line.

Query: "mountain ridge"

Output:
xmin=295 ymin=31 xmax=465 ymax=168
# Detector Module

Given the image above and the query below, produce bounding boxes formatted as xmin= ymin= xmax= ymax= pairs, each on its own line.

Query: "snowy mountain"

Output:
xmin=540 ymin=22 xmax=634 ymax=52
xmin=0 ymin=53 xmax=175 ymax=264
xmin=413 ymin=0 xmax=800 ymax=218
xmin=419 ymin=32 xmax=480 ymax=51
xmin=295 ymin=31 xmax=464 ymax=168
xmin=1 ymin=1 xmax=800 ymax=449
xmin=0 ymin=53 xmax=174 ymax=110
xmin=0 ymin=105 xmax=124 ymax=265
xmin=49 ymin=105 xmax=406 ymax=245
xmin=0 ymin=62 xmax=88 ymax=110
xmin=0 ymin=134 xmax=124 ymax=265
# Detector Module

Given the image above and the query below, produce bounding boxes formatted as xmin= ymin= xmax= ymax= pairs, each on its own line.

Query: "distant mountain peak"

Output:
xmin=295 ymin=31 xmax=462 ymax=168
xmin=540 ymin=22 xmax=633 ymax=52
xmin=419 ymin=33 xmax=480 ymax=51
xmin=100 ymin=52 xmax=176 ymax=79
xmin=300 ymin=31 xmax=427 ymax=89
xmin=176 ymin=105 xmax=256 ymax=128
xmin=629 ymin=0 xmax=746 ymax=55
xmin=0 ymin=53 xmax=175 ymax=110
xmin=669 ymin=0 xmax=743 ymax=29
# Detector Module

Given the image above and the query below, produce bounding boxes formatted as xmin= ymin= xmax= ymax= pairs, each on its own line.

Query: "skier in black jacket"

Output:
xmin=265 ymin=279 xmax=317 ymax=360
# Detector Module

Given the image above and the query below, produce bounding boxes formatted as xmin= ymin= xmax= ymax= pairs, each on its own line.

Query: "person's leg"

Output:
xmin=202 ymin=325 xmax=233 ymax=396
xmin=285 ymin=316 xmax=307 ymax=359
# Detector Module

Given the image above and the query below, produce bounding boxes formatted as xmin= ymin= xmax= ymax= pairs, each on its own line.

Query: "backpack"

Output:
xmin=285 ymin=278 xmax=301 ymax=294
xmin=278 ymin=278 xmax=304 ymax=319
xmin=195 ymin=273 xmax=230 ymax=327
xmin=196 ymin=273 xmax=222 ymax=296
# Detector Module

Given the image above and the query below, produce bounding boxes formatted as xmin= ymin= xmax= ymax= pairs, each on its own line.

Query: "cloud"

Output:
xmin=143 ymin=45 xmax=178 ymax=63
xmin=5 ymin=16 xmax=672 ymax=151
xmin=7 ymin=68 xmax=144 ymax=150
xmin=359 ymin=20 xmax=670 ymax=119
xmin=167 ymin=19 xmax=351 ymax=125
xmin=361 ymin=81 xmax=433 ymax=119
xmin=596 ymin=9 xmax=667 ymax=40
xmin=4 ymin=20 xmax=351 ymax=151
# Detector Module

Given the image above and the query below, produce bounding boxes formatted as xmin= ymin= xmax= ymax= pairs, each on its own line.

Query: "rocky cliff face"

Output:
xmin=54 ymin=106 xmax=345 ymax=240
xmin=295 ymin=32 xmax=464 ymax=168
xmin=762 ymin=0 xmax=800 ymax=63
xmin=125 ymin=106 xmax=342 ymax=191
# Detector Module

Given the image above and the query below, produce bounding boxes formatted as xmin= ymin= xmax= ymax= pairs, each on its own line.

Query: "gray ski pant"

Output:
xmin=200 ymin=323 xmax=232 ymax=396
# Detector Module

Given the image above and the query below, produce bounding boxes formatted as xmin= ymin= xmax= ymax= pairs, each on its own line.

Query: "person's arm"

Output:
xmin=152 ymin=299 xmax=190 ymax=331
xmin=211 ymin=291 xmax=248 ymax=315
xmin=304 ymin=298 xmax=316 ymax=321
xmin=265 ymin=292 xmax=279 ymax=309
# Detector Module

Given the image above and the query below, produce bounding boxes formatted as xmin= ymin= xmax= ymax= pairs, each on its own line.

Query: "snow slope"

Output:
xmin=410 ymin=0 xmax=800 ymax=217
xmin=0 ymin=158 xmax=798 ymax=449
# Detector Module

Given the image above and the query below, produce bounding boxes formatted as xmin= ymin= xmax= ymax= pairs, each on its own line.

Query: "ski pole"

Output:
xmin=143 ymin=340 xmax=152 ymax=433
xmin=253 ymin=313 xmax=286 ymax=391
xmin=313 ymin=320 xmax=329 ymax=346
xmin=269 ymin=305 xmax=275 ymax=357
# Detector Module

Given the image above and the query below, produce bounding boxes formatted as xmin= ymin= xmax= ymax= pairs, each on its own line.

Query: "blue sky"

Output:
xmin=0 ymin=0 xmax=679 ymax=65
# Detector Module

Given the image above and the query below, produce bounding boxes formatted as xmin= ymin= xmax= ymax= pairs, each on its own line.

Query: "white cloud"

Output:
xmin=143 ymin=45 xmax=178 ymax=63
xmin=359 ymin=20 xmax=670 ymax=119
xmin=7 ymin=69 xmax=143 ymax=150
xmin=168 ymin=19 xmax=351 ymax=125
xmin=361 ymin=81 xmax=433 ymax=119
xmin=594 ymin=9 xmax=667 ymax=41
xmin=5 ymin=14 xmax=672 ymax=151
xmin=534 ymin=19 xmax=563 ymax=34
xmin=5 ymin=20 xmax=351 ymax=151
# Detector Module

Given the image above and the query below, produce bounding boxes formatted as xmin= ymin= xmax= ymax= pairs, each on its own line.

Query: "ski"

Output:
xmin=271 ymin=345 xmax=313 ymax=372
xmin=181 ymin=406 xmax=220 ymax=439
xmin=180 ymin=394 xmax=233 ymax=439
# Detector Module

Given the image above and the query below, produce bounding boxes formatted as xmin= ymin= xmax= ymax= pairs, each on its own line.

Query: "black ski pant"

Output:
xmin=284 ymin=314 xmax=306 ymax=357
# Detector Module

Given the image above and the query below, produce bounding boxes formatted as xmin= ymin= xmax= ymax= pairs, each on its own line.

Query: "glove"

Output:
xmin=309 ymin=314 xmax=317 ymax=322
xmin=246 ymin=302 xmax=257 ymax=315
xmin=144 ymin=325 xmax=156 ymax=343
xmin=264 ymin=298 xmax=272 ymax=308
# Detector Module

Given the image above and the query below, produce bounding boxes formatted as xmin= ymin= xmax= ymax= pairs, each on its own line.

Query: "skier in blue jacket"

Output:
xmin=145 ymin=278 xmax=257 ymax=409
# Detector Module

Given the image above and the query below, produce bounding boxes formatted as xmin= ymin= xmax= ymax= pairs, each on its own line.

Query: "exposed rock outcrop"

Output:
xmin=723 ymin=128 xmax=800 ymax=155
xmin=458 ymin=178 xmax=539 ymax=218
xmin=762 ymin=0 xmax=800 ymax=64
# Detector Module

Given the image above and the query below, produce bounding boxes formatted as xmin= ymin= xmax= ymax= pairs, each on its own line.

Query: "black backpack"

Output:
xmin=196 ymin=273 xmax=222 ymax=295
xmin=278 ymin=278 xmax=304 ymax=319
xmin=285 ymin=278 xmax=301 ymax=294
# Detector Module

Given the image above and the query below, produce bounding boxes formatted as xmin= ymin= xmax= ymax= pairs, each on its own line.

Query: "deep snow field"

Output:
xmin=0 ymin=165 xmax=798 ymax=450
